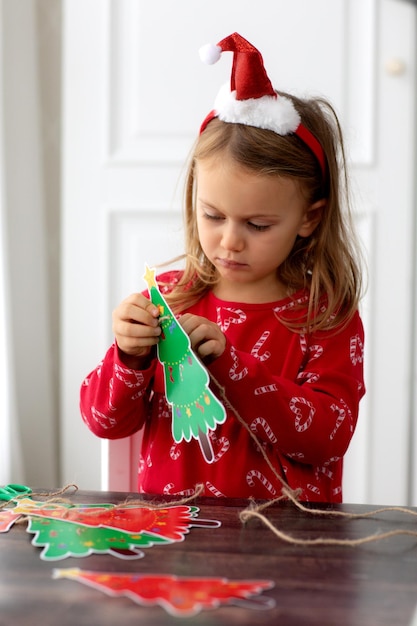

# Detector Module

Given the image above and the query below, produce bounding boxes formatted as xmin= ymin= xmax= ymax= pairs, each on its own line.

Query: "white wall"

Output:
xmin=0 ymin=0 xmax=58 ymax=485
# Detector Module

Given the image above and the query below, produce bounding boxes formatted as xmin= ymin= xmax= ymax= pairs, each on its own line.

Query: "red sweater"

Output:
xmin=80 ymin=273 xmax=365 ymax=502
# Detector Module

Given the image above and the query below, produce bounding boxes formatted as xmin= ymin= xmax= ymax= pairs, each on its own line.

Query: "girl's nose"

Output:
xmin=221 ymin=222 xmax=244 ymax=251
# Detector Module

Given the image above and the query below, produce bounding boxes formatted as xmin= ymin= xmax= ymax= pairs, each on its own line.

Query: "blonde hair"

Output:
xmin=165 ymin=92 xmax=364 ymax=333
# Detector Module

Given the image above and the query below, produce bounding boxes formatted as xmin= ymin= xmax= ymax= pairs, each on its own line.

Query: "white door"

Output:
xmin=62 ymin=0 xmax=416 ymax=505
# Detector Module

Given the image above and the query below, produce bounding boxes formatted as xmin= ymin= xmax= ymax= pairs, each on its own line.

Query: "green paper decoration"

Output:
xmin=143 ymin=266 xmax=226 ymax=463
xmin=27 ymin=516 xmax=171 ymax=560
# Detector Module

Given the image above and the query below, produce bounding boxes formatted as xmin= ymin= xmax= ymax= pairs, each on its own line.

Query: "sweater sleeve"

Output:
xmin=208 ymin=312 xmax=365 ymax=466
xmin=80 ymin=343 xmax=157 ymax=439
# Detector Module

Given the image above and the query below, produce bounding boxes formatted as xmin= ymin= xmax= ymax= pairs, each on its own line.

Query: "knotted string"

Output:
xmin=1 ymin=482 xmax=205 ymax=524
xmin=0 ymin=483 xmax=79 ymax=511
xmin=117 ymin=482 xmax=205 ymax=509
xmin=2 ymin=479 xmax=416 ymax=546
xmin=239 ymin=506 xmax=417 ymax=547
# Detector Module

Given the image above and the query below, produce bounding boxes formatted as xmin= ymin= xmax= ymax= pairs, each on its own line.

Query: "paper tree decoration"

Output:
xmin=27 ymin=516 xmax=171 ymax=560
xmin=2 ymin=499 xmax=221 ymax=561
xmin=0 ymin=509 xmax=22 ymax=532
xmin=53 ymin=569 xmax=275 ymax=617
xmin=9 ymin=499 xmax=219 ymax=537
xmin=143 ymin=265 xmax=226 ymax=463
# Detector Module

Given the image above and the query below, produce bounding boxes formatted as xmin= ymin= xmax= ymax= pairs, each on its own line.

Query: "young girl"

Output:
xmin=80 ymin=33 xmax=365 ymax=503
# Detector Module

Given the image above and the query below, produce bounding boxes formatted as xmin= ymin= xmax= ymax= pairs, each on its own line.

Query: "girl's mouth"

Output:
xmin=216 ymin=258 xmax=247 ymax=269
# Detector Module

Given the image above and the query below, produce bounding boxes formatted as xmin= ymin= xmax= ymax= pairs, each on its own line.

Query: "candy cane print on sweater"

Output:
xmin=299 ymin=334 xmax=324 ymax=362
xmin=290 ymin=397 xmax=315 ymax=433
xmin=205 ymin=481 xmax=226 ymax=498
xmin=254 ymin=383 xmax=279 ymax=395
xmin=250 ymin=417 xmax=277 ymax=445
xmin=208 ymin=431 xmax=230 ymax=462
xmin=246 ymin=470 xmax=278 ymax=497
xmin=296 ymin=370 xmax=320 ymax=384
xmin=216 ymin=307 xmax=247 ymax=332
xmin=86 ymin=406 xmax=117 ymax=431
xmin=228 ymin=345 xmax=248 ymax=381
xmin=251 ymin=330 xmax=271 ymax=362
xmin=350 ymin=334 xmax=364 ymax=365
xmin=170 ymin=442 xmax=182 ymax=461
xmin=329 ymin=399 xmax=353 ymax=440
xmin=114 ymin=362 xmax=145 ymax=388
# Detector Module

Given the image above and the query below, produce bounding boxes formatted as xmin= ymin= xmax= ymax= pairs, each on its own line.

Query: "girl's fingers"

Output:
xmin=179 ymin=314 xmax=225 ymax=358
xmin=112 ymin=293 xmax=161 ymax=356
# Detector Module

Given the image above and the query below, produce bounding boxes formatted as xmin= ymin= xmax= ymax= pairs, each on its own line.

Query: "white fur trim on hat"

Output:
xmin=214 ymin=83 xmax=301 ymax=134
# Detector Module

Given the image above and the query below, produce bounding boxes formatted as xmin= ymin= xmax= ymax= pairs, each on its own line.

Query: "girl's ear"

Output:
xmin=298 ymin=198 xmax=326 ymax=237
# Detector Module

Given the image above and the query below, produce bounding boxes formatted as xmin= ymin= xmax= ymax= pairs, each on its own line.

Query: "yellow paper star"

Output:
xmin=143 ymin=264 xmax=157 ymax=288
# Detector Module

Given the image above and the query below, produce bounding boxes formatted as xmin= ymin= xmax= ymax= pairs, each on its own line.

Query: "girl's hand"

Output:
xmin=179 ymin=313 xmax=226 ymax=362
xmin=112 ymin=293 xmax=161 ymax=367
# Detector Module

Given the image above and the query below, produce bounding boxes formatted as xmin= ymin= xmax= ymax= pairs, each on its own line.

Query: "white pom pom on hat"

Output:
xmin=199 ymin=32 xmax=326 ymax=177
xmin=199 ymin=43 xmax=222 ymax=65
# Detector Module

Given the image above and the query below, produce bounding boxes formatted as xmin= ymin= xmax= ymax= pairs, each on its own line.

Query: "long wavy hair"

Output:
xmin=164 ymin=92 xmax=364 ymax=333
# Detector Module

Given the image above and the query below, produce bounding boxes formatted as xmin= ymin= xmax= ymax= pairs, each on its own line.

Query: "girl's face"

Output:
xmin=195 ymin=156 xmax=322 ymax=303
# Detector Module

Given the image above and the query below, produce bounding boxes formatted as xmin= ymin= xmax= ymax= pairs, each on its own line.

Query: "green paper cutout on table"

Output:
xmin=143 ymin=265 xmax=226 ymax=463
xmin=27 ymin=516 xmax=171 ymax=561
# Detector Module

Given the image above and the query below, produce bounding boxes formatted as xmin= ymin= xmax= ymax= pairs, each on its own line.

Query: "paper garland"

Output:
xmin=0 ymin=499 xmax=221 ymax=561
xmin=1 ymin=495 xmax=275 ymax=617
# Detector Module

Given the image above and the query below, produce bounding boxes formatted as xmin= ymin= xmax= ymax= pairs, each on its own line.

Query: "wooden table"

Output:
xmin=0 ymin=489 xmax=417 ymax=625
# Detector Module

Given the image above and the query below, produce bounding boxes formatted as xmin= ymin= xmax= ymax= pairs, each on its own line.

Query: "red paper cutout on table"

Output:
xmin=53 ymin=568 xmax=275 ymax=617
xmin=0 ymin=509 xmax=22 ymax=532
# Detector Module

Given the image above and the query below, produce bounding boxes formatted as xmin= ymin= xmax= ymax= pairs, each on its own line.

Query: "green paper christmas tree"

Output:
xmin=143 ymin=266 xmax=226 ymax=463
xmin=28 ymin=516 xmax=171 ymax=560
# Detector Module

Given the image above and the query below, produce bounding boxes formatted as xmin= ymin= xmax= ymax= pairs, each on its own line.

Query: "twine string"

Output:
xmin=0 ymin=482 xmax=205 ymax=522
xmin=209 ymin=373 xmax=417 ymax=546
xmin=0 ymin=484 xmax=79 ymax=511
xmin=117 ymin=482 xmax=205 ymax=510
xmin=1 ymin=479 xmax=416 ymax=547
xmin=239 ymin=508 xmax=417 ymax=547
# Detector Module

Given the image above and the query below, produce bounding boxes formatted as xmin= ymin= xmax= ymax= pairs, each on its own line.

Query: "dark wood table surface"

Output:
xmin=1 ymin=489 xmax=417 ymax=626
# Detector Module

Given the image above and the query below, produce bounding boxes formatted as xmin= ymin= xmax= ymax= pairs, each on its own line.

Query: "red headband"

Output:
xmin=199 ymin=33 xmax=326 ymax=178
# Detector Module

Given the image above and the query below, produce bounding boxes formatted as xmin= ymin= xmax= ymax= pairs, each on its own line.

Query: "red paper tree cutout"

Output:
xmin=6 ymin=501 xmax=220 ymax=539
xmin=53 ymin=568 xmax=275 ymax=616
xmin=0 ymin=509 xmax=22 ymax=532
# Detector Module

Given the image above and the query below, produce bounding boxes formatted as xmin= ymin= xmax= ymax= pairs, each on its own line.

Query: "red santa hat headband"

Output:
xmin=199 ymin=33 xmax=326 ymax=178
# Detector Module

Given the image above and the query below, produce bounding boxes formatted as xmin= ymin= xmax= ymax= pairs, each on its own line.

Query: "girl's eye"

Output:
xmin=248 ymin=222 xmax=271 ymax=232
xmin=202 ymin=211 xmax=271 ymax=231
xmin=204 ymin=212 xmax=223 ymax=221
